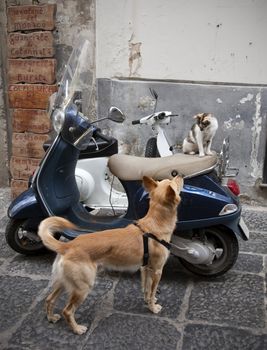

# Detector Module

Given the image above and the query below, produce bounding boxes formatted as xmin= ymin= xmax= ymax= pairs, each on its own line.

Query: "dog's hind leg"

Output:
xmin=62 ymin=262 xmax=96 ymax=335
xmin=45 ymin=282 xmax=63 ymax=323
xmin=63 ymin=289 xmax=90 ymax=335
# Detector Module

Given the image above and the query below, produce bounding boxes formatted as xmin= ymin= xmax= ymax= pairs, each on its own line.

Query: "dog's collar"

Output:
xmin=133 ymin=221 xmax=171 ymax=266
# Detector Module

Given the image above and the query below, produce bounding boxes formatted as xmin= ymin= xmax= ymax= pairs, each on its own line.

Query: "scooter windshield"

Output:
xmin=54 ymin=38 xmax=93 ymax=115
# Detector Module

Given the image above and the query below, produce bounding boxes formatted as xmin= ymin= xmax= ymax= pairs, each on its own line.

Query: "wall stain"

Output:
xmin=250 ymin=92 xmax=262 ymax=178
xmin=129 ymin=37 xmax=142 ymax=77
xmin=240 ymin=93 xmax=254 ymax=104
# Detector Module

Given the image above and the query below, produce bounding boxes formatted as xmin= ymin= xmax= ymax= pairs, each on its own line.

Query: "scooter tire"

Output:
xmin=5 ymin=218 xmax=46 ymax=255
xmin=145 ymin=137 xmax=160 ymax=157
xmin=178 ymin=226 xmax=239 ymax=277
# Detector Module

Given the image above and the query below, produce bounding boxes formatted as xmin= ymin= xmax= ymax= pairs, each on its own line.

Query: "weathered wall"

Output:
xmin=97 ymin=79 xmax=267 ymax=203
xmin=5 ymin=0 xmax=95 ymax=109
xmin=0 ymin=1 xmax=10 ymax=187
xmin=0 ymin=0 xmax=266 ymax=203
xmin=96 ymin=0 xmax=267 ymax=203
xmin=0 ymin=0 xmax=96 ymax=190
xmin=96 ymin=0 xmax=267 ymax=84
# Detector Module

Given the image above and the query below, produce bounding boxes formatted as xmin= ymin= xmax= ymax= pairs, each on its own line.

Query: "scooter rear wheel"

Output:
xmin=5 ymin=218 xmax=46 ymax=255
xmin=179 ymin=226 xmax=239 ymax=277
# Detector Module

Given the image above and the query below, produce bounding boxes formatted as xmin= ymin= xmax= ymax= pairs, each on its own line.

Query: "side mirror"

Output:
xmin=108 ymin=106 xmax=125 ymax=123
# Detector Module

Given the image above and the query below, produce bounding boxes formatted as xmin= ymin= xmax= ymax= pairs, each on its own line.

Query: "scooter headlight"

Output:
xmin=51 ymin=108 xmax=65 ymax=134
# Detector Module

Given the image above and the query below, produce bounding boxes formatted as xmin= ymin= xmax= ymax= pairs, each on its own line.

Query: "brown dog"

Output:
xmin=38 ymin=176 xmax=183 ymax=334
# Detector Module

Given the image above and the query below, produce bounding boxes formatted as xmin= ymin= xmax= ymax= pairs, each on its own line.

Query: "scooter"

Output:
xmin=5 ymin=39 xmax=249 ymax=277
xmin=42 ymin=91 xmax=176 ymax=211
xmin=70 ymin=89 xmax=177 ymax=210
xmin=132 ymin=88 xmax=177 ymax=158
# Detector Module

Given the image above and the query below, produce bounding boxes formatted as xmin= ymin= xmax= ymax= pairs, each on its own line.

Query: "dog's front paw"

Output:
xmin=198 ymin=153 xmax=205 ymax=157
xmin=74 ymin=324 xmax=88 ymax=335
xmin=149 ymin=303 xmax=162 ymax=314
xmin=205 ymin=151 xmax=213 ymax=156
xmin=47 ymin=314 xmax=61 ymax=323
xmin=144 ymin=296 xmax=157 ymax=304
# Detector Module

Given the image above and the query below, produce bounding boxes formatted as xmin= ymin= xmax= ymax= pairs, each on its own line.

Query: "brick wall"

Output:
xmin=6 ymin=4 xmax=57 ymax=198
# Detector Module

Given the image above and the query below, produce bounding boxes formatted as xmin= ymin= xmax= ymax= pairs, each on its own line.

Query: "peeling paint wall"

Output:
xmin=96 ymin=0 xmax=267 ymax=203
xmin=0 ymin=0 xmax=266 ymax=202
xmin=96 ymin=0 xmax=267 ymax=85
xmin=98 ymin=79 xmax=267 ymax=203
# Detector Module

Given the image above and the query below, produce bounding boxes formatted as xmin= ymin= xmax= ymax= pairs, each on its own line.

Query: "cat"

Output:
xmin=182 ymin=113 xmax=218 ymax=157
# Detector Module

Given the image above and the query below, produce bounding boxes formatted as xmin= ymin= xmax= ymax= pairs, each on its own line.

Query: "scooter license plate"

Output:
xmin=239 ymin=217 xmax=249 ymax=239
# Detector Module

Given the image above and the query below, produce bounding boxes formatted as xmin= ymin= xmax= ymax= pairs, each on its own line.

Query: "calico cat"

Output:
xmin=182 ymin=113 xmax=218 ymax=157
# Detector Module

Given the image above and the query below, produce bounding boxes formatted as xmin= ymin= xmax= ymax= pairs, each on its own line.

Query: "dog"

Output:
xmin=38 ymin=175 xmax=183 ymax=334
xmin=182 ymin=113 xmax=218 ymax=157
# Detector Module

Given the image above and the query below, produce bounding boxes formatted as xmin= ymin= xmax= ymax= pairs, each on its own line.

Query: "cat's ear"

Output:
xmin=193 ymin=113 xmax=202 ymax=120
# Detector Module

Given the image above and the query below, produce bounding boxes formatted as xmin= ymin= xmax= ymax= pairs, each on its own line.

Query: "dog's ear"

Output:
xmin=172 ymin=175 xmax=184 ymax=192
xmin=166 ymin=184 xmax=177 ymax=203
xmin=143 ymin=176 xmax=158 ymax=192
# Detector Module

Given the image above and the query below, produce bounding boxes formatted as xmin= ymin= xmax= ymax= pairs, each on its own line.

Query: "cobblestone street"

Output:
xmin=0 ymin=188 xmax=266 ymax=350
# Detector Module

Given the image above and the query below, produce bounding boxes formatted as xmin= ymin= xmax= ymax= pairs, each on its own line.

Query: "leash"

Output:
xmin=133 ymin=221 xmax=171 ymax=266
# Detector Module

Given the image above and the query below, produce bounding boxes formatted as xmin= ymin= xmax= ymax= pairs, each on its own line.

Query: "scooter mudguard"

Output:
xmin=8 ymin=187 xmax=46 ymax=221
xmin=135 ymin=174 xmax=248 ymax=241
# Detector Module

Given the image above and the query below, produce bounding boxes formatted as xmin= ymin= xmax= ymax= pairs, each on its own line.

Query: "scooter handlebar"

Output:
xmin=157 ymin=112 xmax=166 ymax=120
xmin=132 ymin=119 xmax=141 ymax=125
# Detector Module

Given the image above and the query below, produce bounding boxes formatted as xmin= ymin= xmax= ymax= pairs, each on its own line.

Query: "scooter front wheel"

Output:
xmin=179 ymin=226 xmax=239 ymax=277
xmin=145 ymin=137 xmax=160 ymax=157
xmin=5 ymin=218 xmax=46 ymax=255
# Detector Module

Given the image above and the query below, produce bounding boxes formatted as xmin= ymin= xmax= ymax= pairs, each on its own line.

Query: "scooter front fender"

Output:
xmin=8 ymin=187 xmax=46 ymax=220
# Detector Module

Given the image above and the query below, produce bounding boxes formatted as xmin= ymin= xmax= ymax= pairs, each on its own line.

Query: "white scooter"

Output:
xmin=75 ymin=107 xmax=177 ymax=211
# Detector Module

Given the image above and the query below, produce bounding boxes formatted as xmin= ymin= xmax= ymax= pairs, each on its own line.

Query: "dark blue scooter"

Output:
xmin=5 ymin=39 xmax=249 ymax=277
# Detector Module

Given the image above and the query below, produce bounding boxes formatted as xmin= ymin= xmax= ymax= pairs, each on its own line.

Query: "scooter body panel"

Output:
xmin=8 ymin=187 xmax=46 ymax=221
xmin=75 ymin=157 xmax=128 ymax=208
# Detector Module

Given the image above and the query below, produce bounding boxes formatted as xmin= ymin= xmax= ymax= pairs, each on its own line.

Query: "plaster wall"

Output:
xmin=97 ymin=79 xmax=267 ymax=203
xmin=96 ymin=0 xmax=267 ymax=203
xmin=96 ymin=0 xmax=267 ymax=85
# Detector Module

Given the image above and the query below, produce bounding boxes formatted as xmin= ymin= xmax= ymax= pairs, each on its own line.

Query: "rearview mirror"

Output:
xmin=108 ymin=106 xmax=125 ymax=123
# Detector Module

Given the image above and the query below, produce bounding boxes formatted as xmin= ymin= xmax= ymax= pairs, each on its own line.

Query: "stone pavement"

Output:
xmin=0 ymin=187 xmax=266 ymax=350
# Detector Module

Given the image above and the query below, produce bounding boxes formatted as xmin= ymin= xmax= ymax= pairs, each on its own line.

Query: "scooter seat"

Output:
xmin=108 ymin=152 xmax=217 ymax=180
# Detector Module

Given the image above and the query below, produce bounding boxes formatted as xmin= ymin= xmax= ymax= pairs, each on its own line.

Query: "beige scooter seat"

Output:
xmin=108 ymin=152 xmax=217 ymax=181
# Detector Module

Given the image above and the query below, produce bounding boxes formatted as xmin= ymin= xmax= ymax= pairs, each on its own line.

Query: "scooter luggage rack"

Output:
xmin=218 ymin=137 xmax=239 ymax=180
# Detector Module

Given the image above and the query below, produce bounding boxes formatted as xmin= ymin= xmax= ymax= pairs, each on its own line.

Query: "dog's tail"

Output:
xmin=38 ymin=216 xmax=76 ymax=254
